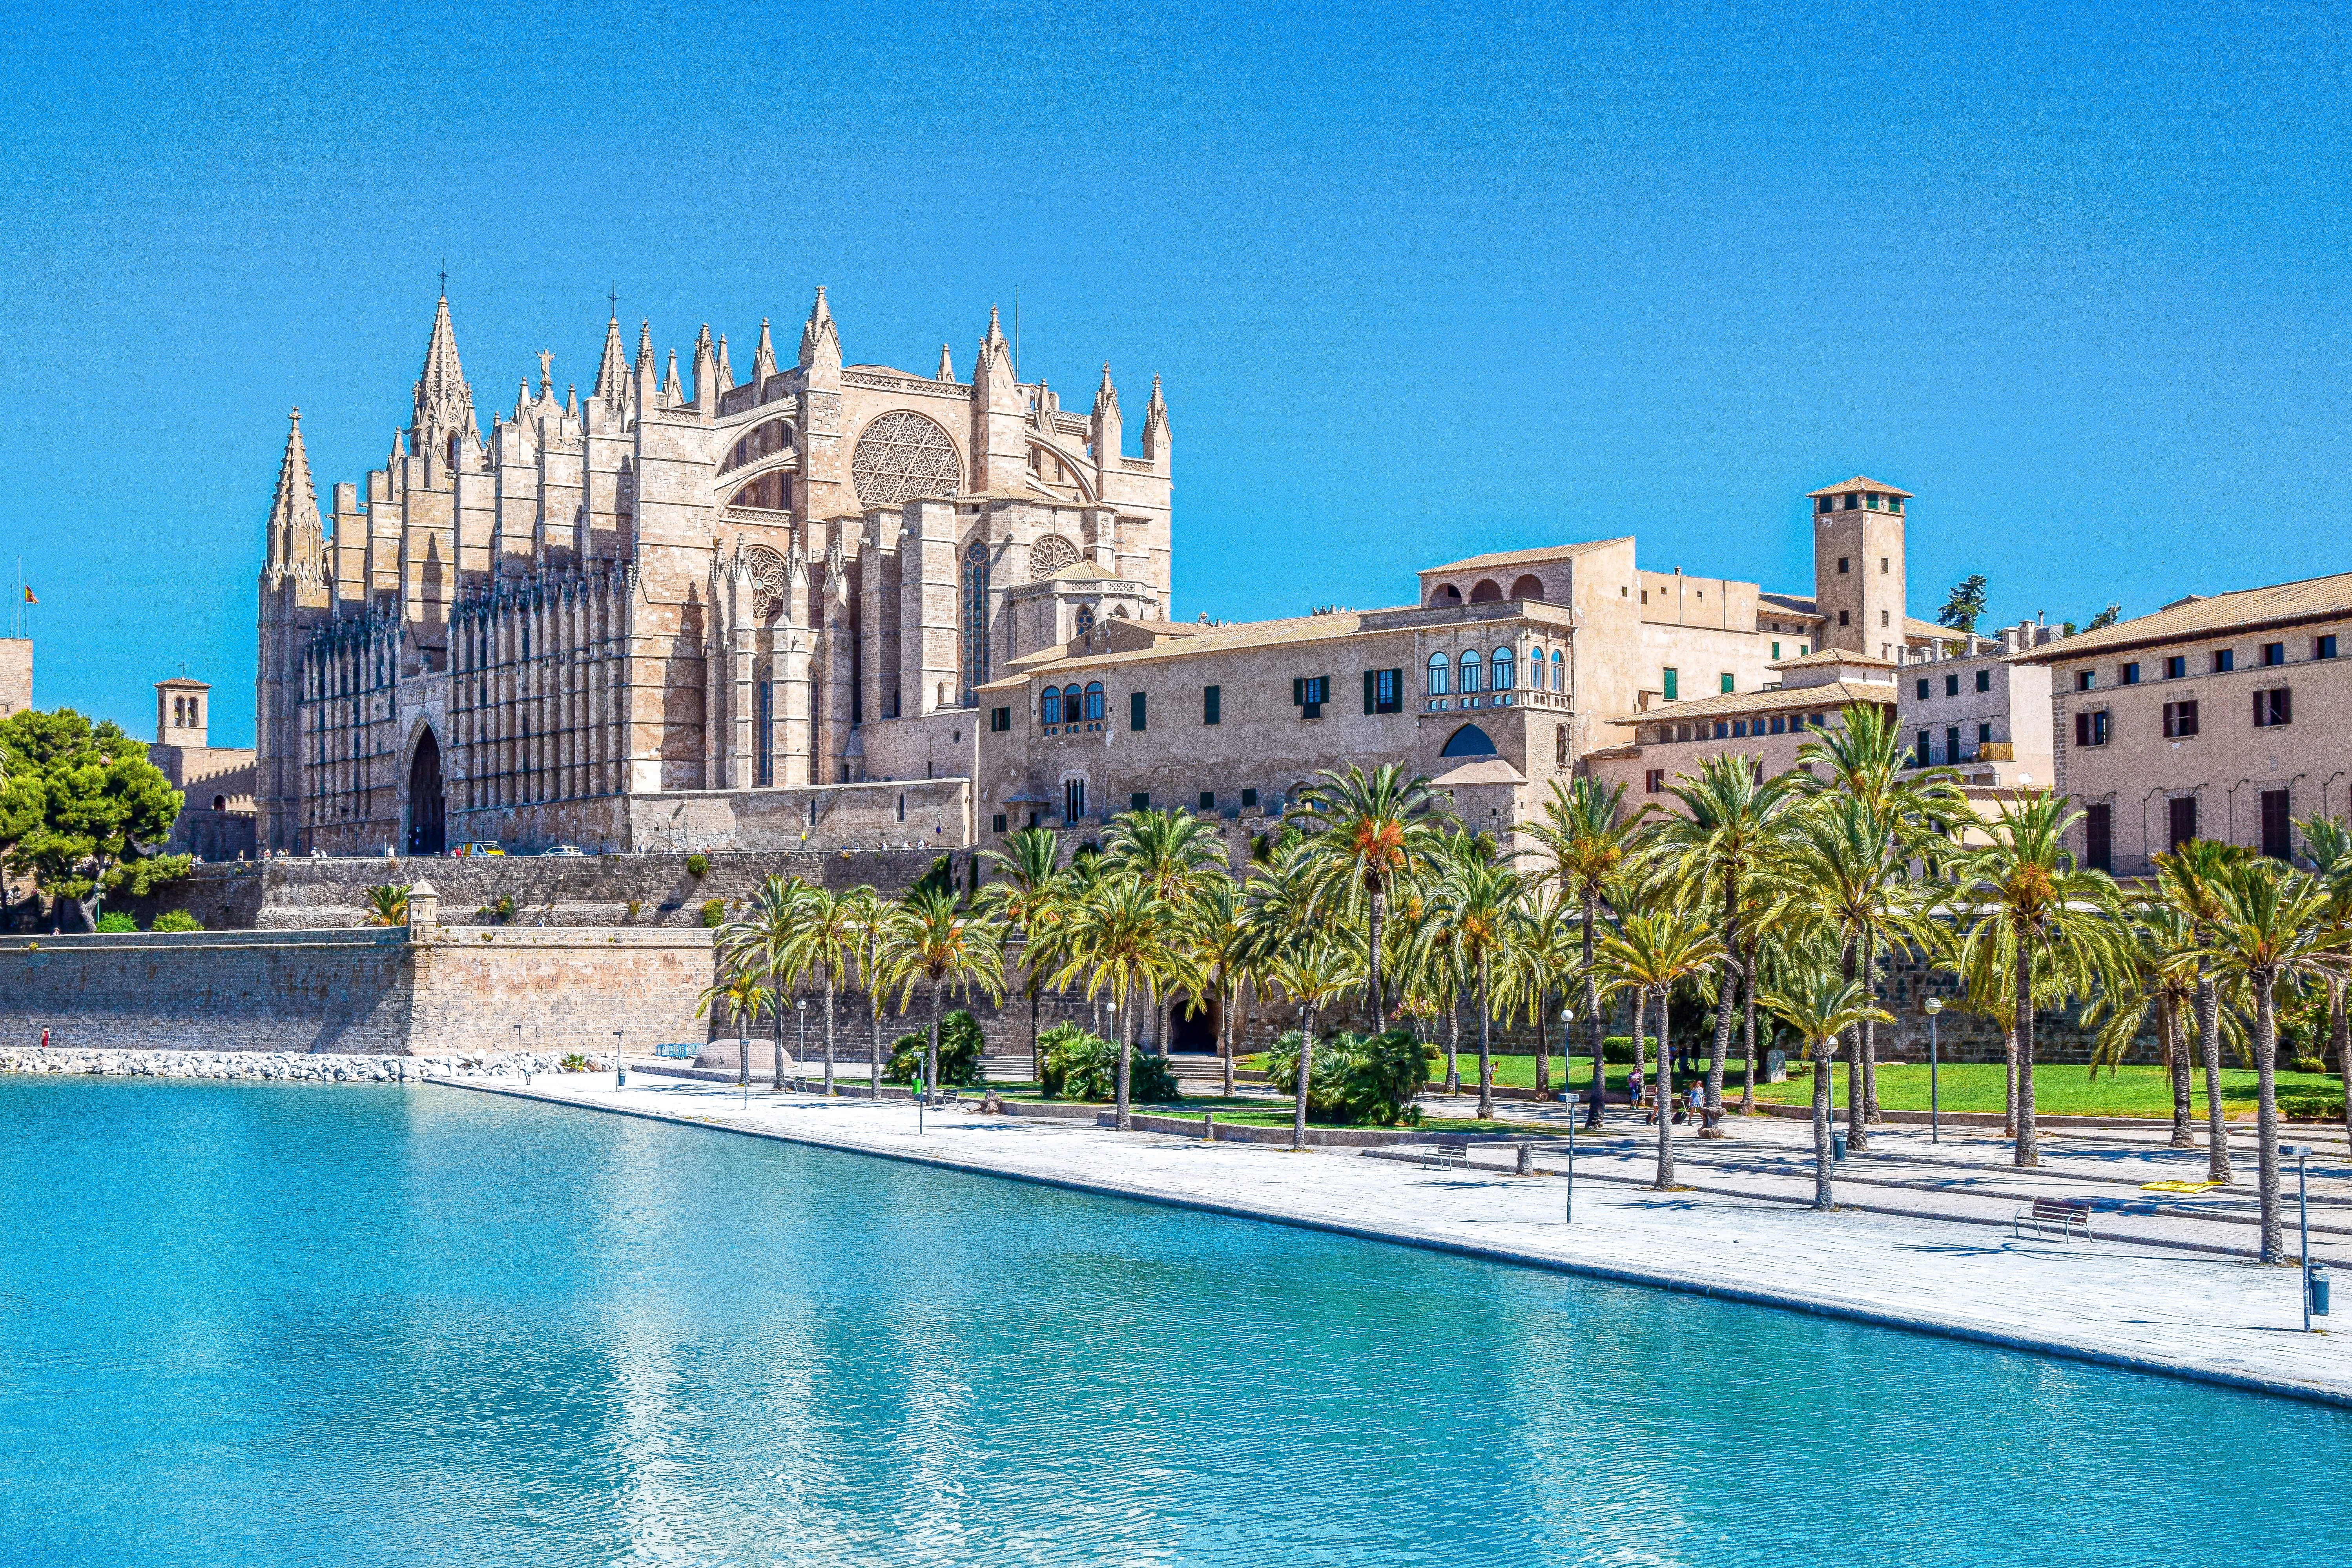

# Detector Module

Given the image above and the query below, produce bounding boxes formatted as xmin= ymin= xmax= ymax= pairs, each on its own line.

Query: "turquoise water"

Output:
xmin=0 ymin=1081 xmax=2345 ymax=1566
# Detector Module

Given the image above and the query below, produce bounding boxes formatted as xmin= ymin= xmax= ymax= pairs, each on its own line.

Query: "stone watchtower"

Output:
xmin=155 ymin=678 xmax=210 ymax=747
xmin=1809 ymin=476 xmax=1911 ymax=660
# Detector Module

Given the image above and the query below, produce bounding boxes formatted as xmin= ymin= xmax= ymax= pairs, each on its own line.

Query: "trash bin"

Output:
xmin=2311 ymin=1263 xmax=2332 ymax=1318
xmin=1831 ymin=1131 xmax=1849 ymax=1161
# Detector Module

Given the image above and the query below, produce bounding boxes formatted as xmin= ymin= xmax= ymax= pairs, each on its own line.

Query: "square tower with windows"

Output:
xmin=1809 ymin=476 xmax=1911 ymax=659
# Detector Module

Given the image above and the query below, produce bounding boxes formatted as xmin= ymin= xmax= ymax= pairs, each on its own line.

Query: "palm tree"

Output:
xmin=1954 ymin=792 xmax=2118 ymax=1167
xmin=884 ymin=885 xmax=1006 ymax=1096
xmin=1654 ymin=752 xmax=1801 ymax=1127
xmin=1785 ymin=793 xmax=1941 ymax=1153
xmin=695 ymin=961 xmax=774 ymax=1097
xmin=1296 ymin=763 xmax=1453 ymax=1029
xmin=1260 ymin=936 xmax=1366 ymax=1150
xmin=2295 ymin=813 xmax=2352 ymax=1143
xmin=842 ymin=887 xmax=897 ymax=1097
xmin=1428 ymin=834 xmax=1524 ymax=1119
xmin=1797 ymin=703 xmax=1967 ymax=1123
xmin=1597 ymin=908 xmax=1726 ymax=1187
xmin=2083 ymin=893 xmax=2202 ymax=1149
xmin=1049 ymin=876 xmax=1182 ymax=1129
xmin=980 ymin=826 xmax=1068 ymax=1080
xmin=2202 ymin=858 xmax=2346 ymax=1262
xmin=780 ymin=882 xmax=861 ymax=1096
xmin=718 ymin=874 xmax=809 ymax=1090
xmin=361 ymin=883 xmax=410 ymax=926
xmin=1759 ymin=974 xmax=1893 ymax=1209
xmin=1105 ymin=806 xmax=1228 ymax=1049
xmin=1519 ymin=776 xmax=1645 ymax=1127
xmin=1505 ymin=888 xmax=1579 ymax=1098
xmin=2151 ymin=839 xmax=2250 ymax=1182
xmin=1185 ymin=878 xmax=1253 ymax=1098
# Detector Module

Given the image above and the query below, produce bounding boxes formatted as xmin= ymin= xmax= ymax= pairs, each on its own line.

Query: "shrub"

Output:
xmin=1601 ymin=1035 xmax=1659 ymax=1065
xmin=2279 ymin=1093 xmax=2346 ymax=1121
xmin=1261 ymin=1027 xmax=1428 ymax=1126
xmin=478 ymin=893 xmax=516 ymax=923
xmin=883 ymin=1009 xmax=989 ymax=1087
xmin=1037 ymin=1023 xmax=1180 ymax=1101
xmin=1422 ymin=1043 xmax=1441 ymax=1060
xmin=2290 ymin=1056 xmax=2327 ymax=1076
xmin=361 ymin=884 xmax=410 ymax=926
xmin=95 ymin=912 xmax=137 ymax=932
xmin=152 ymin=910 xmax=202 ymax=932
xmin=686 ymin=853 xmax=711 ymax=877
xmin=625 ymin=899 xmax=642 ymax=920
xmin=699 ymin=898 xmax=727 ymax=928
xmin=558 ymin=1053 xmax=594 ymax=1072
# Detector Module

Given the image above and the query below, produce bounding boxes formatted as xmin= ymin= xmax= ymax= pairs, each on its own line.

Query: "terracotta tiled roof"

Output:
xmin=1805 ymin=476 xmax=1914 ymax=500
xmin=1418 ymin=538 xmax=1630 ymax=576
xmin=1605 ymin=678 xmax=1896 ymax=727
xmin=1001 ymin=610 xmax=1396 ymax=676
xmin=1758 ymin=592 xmax=1823 ymax=621
xmin=2009 ymin=571 xmax=2352 ymax=663
xmin=1769 ymin=648 xmax=1895 ymax=670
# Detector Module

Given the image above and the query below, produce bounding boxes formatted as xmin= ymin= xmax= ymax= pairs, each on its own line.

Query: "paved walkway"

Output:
xmin=438 ymin=1071 xmax=2352 ymax=1409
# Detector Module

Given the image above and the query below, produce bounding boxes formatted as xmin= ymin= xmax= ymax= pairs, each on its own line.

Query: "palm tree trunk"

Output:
xmin=1534 ymin=994 xmax=1551 ymax=1098
xmin=1116 ymin=991 xmax=1134 ymax=1131
xmin=1220 ymin=976 xmax=1234 ymax=1098
xmin=2255 ymin=973 xmax=2283 ymax=1264
xmin=2332 ymin=976 xmax=2348 ymax=1150
xmin=1860 ymin=933 xmax=1882 ymax=1125
xmin=2003 ymin=1018 xmax=2019 ymax=1137
xmin=870 ymin=985 xmax=884 ymax=1101
xmin=1292 ymin=1003 xmax=1315 ymax=1150
xmin=927 ymin=976 xmax=943 ymax=1094
xmin=1654 ymin=985 xmax=1676 ymax=1187
xmin=1841 ymin=939 xmax=1868 ymax=1154
xmin=822 ymin=969 xmax=837 ymax=1096
xmin=773 ymin=971 xmax=788 ymax=1092
xmin=1029 ymin=975 xmax=1042 ymax=1085
xmin=1583 ymin=889 xmax=1604 ymax=1129
xmin=1810 ymin=1035 xmax=1834 ymax=1209
xmin=1445 ymin=997 xmax=1461 ymax=1095
xmin=1476 ymin=953 xmax=1495 ymax=1121
xmin=1367 ymin=883 xmax=1387 ymax=1027
xmin=2164 ymin=1002 xmax=2193 ymax=1149
xmin=2198 ymin=968 xmax=2232 ymax=1183
xmin=2015 ymin=928 xmax=2040 ymax=1168
xmin=1707 ymin=877 xmax=1736 ymax=1126
xmin=1739 ymin=957 xmax=1757 ymax=1113
xmin=1630 ymin=986 xmax=1648 ymax=1116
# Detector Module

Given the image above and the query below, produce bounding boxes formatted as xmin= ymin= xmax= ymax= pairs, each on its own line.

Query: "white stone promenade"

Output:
xmin=437 ymin=1071 xmax=2352 ymax=1409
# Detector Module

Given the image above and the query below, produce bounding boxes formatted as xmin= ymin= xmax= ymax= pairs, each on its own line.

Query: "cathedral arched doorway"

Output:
xmin=407 ymin=727 xmax=447 ymax=856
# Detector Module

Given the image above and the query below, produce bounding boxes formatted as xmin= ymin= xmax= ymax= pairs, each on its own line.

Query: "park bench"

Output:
xmin=1422 ymin=1138 xmax=1470 ymax=1170
xmin=2014 ymin=1196 xmax=2094 ymax=1243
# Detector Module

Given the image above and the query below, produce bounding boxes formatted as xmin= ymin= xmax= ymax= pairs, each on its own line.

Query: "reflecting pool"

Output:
xmin=1 ymin=1078 xmax=2345 ymax=1566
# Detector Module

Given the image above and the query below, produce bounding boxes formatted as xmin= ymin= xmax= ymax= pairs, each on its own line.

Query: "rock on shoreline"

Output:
xmin=0 ymin=1049 xmax=604 ymax=1083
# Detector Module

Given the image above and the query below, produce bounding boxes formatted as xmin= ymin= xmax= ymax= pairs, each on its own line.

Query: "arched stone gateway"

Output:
xmin=407 ymin=727 xmax=447 ymax=855
xmin=1440 ymin=723 xmax=1497 ymax=757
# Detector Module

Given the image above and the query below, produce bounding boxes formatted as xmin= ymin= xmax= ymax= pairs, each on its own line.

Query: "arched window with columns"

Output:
xmin=1492 ymin=647 xmax=1514 ymax=690
xmin=1427 ymin=652 xmax=1449 ymax=696
xmin=1459 ymin=649 xmax=1482 ymax=693
xmin=1552 ymin=649 xmax=1566 ymax=691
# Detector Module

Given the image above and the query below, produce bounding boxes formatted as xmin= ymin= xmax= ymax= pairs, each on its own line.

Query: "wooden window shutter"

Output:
xmin=1364 ymin=670 xmax=1377 ymax=714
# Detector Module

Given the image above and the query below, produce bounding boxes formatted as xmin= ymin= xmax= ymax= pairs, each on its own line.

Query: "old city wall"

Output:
xmin=115 ymin=848 xmax=981 ymax=932
xmin=0 ymin=927 xmax=712 ymax=1057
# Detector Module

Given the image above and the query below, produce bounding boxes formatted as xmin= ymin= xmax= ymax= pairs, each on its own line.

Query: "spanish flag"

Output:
xmin=20 ymin=586 xmax=32 ymax=604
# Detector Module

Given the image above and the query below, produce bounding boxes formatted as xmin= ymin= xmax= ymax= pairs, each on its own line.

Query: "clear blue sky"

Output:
xmin=3 ymin=3 xmax=2345 ymax=746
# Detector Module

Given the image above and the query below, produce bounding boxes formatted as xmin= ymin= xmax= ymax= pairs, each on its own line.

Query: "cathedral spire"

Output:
xmin=266 ymin=408 xmax=327 ymax=582
xmin=410 ymin=293 xmax=478 ymax=461
xmin=798 ymin=286 xmax=839 ymax=371
xmin=594 ymin=313 xmax=629 ymax=410
xmin=1091 ymin=363 xmax=1120 ymax=423
xmin=937 ymin=343 xmax=956 ymax=382
xmin=976 ymin=303 xmax=1009 ymax=372
xmin=664 ymin=349 xmax=683 ymax=406
xmin=1143 ymin=374 xmax=1170 ymax=463
xmin=752 ymin=317 xmax=777 ymax=383
xmin=715 ymin=332 xmax=733 ymax=392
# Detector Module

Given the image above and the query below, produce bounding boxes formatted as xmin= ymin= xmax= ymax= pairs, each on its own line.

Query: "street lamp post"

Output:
xmin=797 ymin=997 xmax=808 ymax=1092
xmin=1924 ymin=995 xmax=1943 ymax=1144
xmin=1561 ymin=1091 xmax=1581 ymax=1224
xmin=613 ymin=1030 xmax=625 ymax=1090
xmin=2290 ymin=1144 xmax=2313 ymax=1331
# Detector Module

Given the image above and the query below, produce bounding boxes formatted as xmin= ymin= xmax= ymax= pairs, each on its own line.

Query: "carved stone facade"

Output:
xmin=255 ymin=290 xmax=1173 ymax=854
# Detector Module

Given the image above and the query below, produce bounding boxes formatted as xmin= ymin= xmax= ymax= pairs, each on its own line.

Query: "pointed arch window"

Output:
xmin=962 ymin=540 xmax=990 ymax=702
xmin=1440 ymin=723 xmax=1497 ymax=757
xmin=1075 ymin=605 xmax=1095 ymax=636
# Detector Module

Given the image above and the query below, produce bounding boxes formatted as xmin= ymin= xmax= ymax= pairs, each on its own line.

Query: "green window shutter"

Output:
xmin=1364 ymin=669 xmax=1376 ymax=714
xmin=1293 ymin=677 xmax=1304 ymax=706
xmin=1663 ymin=667 xmax=1679 ymax=701
xmin=1130 ymin=691 xmax=1147 ymax=731
xmin=1204 ymin=685 xmax=1221 ymax=724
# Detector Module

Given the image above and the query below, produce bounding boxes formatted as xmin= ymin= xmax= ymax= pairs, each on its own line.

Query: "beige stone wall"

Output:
xmin=2049 ymin=615 xmax=2352 ymax=872
xmin=0 ymin=637 xmax=28 ymax=720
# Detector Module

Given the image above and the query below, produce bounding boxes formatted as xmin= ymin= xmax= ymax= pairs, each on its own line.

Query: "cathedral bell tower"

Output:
xmin=1809 ymin=476 xmax=1911 ymax=660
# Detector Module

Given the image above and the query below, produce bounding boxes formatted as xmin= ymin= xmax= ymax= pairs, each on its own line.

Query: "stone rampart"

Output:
xmin=0 ymin=927 xmax=713 ymax=1057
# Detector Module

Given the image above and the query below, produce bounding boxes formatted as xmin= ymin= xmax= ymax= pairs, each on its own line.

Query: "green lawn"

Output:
xmin=1240 ymin=1052 xmax=2344 ymax=1120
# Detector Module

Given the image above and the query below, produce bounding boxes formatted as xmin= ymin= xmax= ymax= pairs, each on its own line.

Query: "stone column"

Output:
xmin=861 ymin=510 xmax=898 ymax=723
xmin=902 ymin=497 xmax=960 ymax=715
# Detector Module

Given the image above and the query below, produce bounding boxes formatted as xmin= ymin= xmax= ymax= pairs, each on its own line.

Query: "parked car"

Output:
xmin=540 ymin=844 xmax=586 ymax=857
xmin=450 ymin=841 xmax=505 ymax=857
